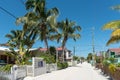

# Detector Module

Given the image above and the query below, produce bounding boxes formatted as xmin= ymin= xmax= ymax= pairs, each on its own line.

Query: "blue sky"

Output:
xmin=0 ymin=0 xmax=120 ymax=57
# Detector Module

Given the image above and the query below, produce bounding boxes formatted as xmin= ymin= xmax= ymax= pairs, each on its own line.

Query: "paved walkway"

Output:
xmin=24 ymin=62 xmax=110 ymax=80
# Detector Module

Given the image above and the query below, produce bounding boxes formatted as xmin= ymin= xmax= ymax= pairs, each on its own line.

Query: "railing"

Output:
xmin=46 ymin=63 xmax=57 ymax=72
xmin=0 ymin=71 xmax=12 ymax=80
xmin=26 ymin=65 xmax=33 ymax=76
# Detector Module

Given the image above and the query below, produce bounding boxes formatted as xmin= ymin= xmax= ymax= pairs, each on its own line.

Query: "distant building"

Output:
xmin=0 ymin=47 xmax=73 ymax=64
xmin=0 ymin=47 xmax=37 ymax=64
xmin=0 ymin=47 xmax=13 ymax=64
xmin=37 ymin=47 xmax=73 ymax=62
xmin=106 ymin=48 xmax=120 ymax=63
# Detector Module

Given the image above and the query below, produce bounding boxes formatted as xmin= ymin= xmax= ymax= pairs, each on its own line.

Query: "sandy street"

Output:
xmin=24 ymin=62 xmax=109 ymax=80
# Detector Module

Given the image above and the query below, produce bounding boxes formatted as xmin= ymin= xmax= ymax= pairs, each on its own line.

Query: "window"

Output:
xmin=38 ymin=61 xmax=43 ymax=67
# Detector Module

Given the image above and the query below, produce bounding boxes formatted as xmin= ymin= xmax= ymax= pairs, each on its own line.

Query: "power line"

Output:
xmin=0 ymin=6 xmax=17 ymax=19
xmin=19 ymin=0 xmax=25 ymax=5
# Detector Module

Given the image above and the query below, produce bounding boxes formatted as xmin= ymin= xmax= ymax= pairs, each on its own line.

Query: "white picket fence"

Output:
xmin=0 ymin=71 xmax=12 ymax=80
xmin=46 ymin=63 xmax=57 ymax=72
xmin=0 ymin=65 xmax=26 ymax=80
xmin=0 ymin=57 xmax=58 ymax=80
xmin=11 ymin=65 xmax=27 ymax=80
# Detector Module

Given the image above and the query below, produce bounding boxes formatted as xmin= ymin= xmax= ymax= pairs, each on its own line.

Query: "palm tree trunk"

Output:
xmin=44 ymin=37 xmax=49 ymax=51
xmin=62 ymin=47 xmax=65 ymax=62
xmin=62 ymin=37 xmax=67 ymax=62
xmin=62 ymin=45 xmax=65 ymax=62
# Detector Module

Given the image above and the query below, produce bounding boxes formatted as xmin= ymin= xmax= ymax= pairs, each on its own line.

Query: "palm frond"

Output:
xmin=25 ymin=0 xmax=35 ymax=10
xmin=47 ymin=15 xmax=57 ymax=28
xmin=107 ymin=36 xmax=120 ymax=46
xmin=111 ymin=29 xmax=120 ymax=37
xmin=74 ymin=26 xmax=81 ymax=31
xmin=102 ymin=20 xmax=120 ymax=30
xmin=111 ymin=5 xmax=120 ymax=10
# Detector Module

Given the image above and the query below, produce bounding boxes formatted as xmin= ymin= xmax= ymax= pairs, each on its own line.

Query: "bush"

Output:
xmin=37 ymin=52 xmax=56 ymax=64
xmin=57 ymin=62 xmax=68 ymax=69
xmin=62 ymin=62 xmax=68 ymax=68
xmin=109 ymin=64 xmax=116 ymax=74
xmin=108 ymin=57 xmax=115 ymax=63
xmin=116 ymin=63 xmax=120 ymax=67
xmin=96 ymin=57 xmax=101 ymax=63
xmin=0 ymin=64 xmax=13 ymax=72
xmin=102 ymin=59 xmax=111 ymax=66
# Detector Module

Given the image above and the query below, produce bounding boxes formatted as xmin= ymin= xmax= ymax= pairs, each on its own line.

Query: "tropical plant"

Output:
xmin=102 ymin=57 xmax=115 ymax=66
xmin=73 ymin=56 xmax=79 ymax=61
xmin=17 ymin=0 xmax=59 ymax=50
xmin=57 ymin=62 xmax=68 ymax=69
xmin=109 ymin=64 xmax=116 ymax=74
xmin=56 ymin=19 xmax=81 ymax=62
xmin=102 ymin=59 xmax=111 ymax=66
xmin=5 ymin=30 xmax=36 ymax=65
xmin=116 ymin=63 xmax=120 ymax=67
xmin=87 ymin=53 xmax=93 ymax=62
xmin=57 ymin=19 xmax=81 ymax=48
xmin=0 ymin=64 xmax=13 ymax=72
xmin=102 ymin=5 xmax=120 ymax=45
xmin=32 ymin=50 xmax=56 ymax=64
xmin=95 ymin=56 xmax=101 ymax=63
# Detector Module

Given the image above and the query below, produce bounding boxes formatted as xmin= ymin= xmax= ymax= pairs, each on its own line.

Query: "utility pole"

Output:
xmin=92 ymin=27 xmax=95 ymax=65
xmin=92 ymin=27 xmax=95 ymax=54
xmin=73 ymin=46 xmax=75 ymax=56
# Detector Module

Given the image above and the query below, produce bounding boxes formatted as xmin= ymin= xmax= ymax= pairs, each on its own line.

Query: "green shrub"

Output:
xmin=108 ymin=57 xmax=115 ymax=63
xmin=57 ymin=62 xmax=62 ymax=69
xmin=38 ymin=52 xmax=55 ymax=64
xmin=62 ymin=62 xmax=68 ymax=68
xmin=116 ymin=63 xmax=120 ymax=67
xmin=95 ymin=57 xmax=101 ymax=63
xmin=0 ymin=64 xmax=13 ymax=72
xmin=109 ymin=64 xmax=116 ymax=74
xmin=102 ymin=59 xmax=111 ymax=66
xmin=73 ymin=56 xmax=79 ymax=61
xmin=57 ymin=62 xmax=68 ymax=69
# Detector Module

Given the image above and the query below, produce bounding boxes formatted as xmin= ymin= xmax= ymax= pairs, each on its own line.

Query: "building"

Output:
xmin=37 ymin=47 xmax=73 ymax=62
xmin=0 ymin=47 xmax=14 ymax=64
xmin=0 ymin=47 xmax=37 ymax=64
xmin=106 ymin=48 xmax=120 ymax=63
xmin=0 ymin=47 xmax=73 ymax=65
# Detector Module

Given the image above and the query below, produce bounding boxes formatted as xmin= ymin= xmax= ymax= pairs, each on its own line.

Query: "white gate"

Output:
xmin=11 ymin=65 xmax=27 ymax=80
xmin=27 ymin=57 xmax=46 ymax=77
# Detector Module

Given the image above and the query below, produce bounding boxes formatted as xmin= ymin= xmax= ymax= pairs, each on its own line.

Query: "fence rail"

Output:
xmin=0 ymin=71 xmax=12 ymax=80
xmin=0 ymin=57 xmax=58 ymax=80
xmin=46 ymin=63 xmax=57 ymax=72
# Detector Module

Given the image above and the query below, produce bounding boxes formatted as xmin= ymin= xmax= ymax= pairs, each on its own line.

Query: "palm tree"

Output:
xmin=102 ymin=5 xmax=120 ymax=46
xmin=6 ymin=30 xmax=37 ymax=65
xmin=57 ymin=19 xmax=81 ymax=62
xmin=87 ymin=53 xmax=93 ymax=63
xmin=17 ymin=0 xmax=59 ymax=50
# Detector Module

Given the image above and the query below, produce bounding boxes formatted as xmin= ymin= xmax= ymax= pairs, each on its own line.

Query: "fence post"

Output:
xmin=11 ymin=65 xmax=18 ymax=80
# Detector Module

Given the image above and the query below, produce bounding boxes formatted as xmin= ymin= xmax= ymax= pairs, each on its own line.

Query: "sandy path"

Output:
xmin=24 ymin=62 xmax=109 ymax=80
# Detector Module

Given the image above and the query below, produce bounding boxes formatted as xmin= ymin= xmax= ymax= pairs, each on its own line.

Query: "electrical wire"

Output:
xmin=0 ymin=6 xmax=17 ymax=19
xmin=19 ymin=0 xmax=25 ymax=5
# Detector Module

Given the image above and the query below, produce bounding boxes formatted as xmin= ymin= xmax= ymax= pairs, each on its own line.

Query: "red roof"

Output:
xmin=38 ymin=47 xmax=65 ymax=51
xmin=38 ymin=48 xmax=47 ymax=51
xmin=56 ymin=47 xmax=64 ymax=51
xmin=109 ymin=48 xmax=120 ymax=55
